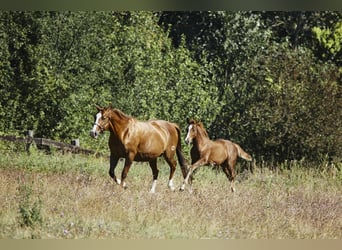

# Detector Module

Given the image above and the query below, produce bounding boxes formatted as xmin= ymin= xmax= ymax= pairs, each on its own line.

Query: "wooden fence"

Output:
xmin=0 ymin=131 xmax=104 ymax=157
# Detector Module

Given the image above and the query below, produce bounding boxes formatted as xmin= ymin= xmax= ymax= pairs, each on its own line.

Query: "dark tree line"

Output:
xmin=0 ymin=11 xmax=341 ymax=164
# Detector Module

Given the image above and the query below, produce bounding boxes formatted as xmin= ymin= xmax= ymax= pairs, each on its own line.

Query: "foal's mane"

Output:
xmin=196 ymin=122 xmax=209 ymax=138
xmin=189 ymin=119 xmax=209 ymax=138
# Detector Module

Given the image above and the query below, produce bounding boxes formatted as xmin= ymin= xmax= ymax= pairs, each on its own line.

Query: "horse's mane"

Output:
xmin=197 ymin=122 xmax=209 ymax=138
xmin=107 ymin=107 xmax=133 ymax=121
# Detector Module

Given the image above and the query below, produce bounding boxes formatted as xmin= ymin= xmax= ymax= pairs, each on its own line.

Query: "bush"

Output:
xmin=17 ymin=182 xmax=43 ymax=228
xmin=212 ymin=42 xmax=341 ymax=163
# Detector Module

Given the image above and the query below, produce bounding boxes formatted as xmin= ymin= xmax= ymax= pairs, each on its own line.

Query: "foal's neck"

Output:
xmin=194 ymin=127 xmax=210 ymax=149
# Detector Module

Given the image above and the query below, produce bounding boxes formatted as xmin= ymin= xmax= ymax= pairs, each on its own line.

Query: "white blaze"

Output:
xmin=91 ymin=112 xmax=102 ymax=133
xmin=185 ymin=124 xmax=193 ymax=143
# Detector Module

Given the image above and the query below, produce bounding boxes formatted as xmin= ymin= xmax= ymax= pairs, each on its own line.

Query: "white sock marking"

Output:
xmin=168 ymin=178 xmax=175 ymax=191
xmin=150 ymin=180 xmax=157 ymax=193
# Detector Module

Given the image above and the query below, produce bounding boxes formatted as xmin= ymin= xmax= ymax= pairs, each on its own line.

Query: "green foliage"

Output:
xmin=312 ymin=21 xmax=342 ymax=62
xmin=219 ymin=42 xmax=341 ymax=161
xmin=161 ymin=11 xmax=341 ymax=162
xmin=0 ymin=139 xmax=108 ymax=175
xmin=0 ymin=11 xmax=340 ymax=163
xmin=108 ymin=12 xmax=221 ymax=130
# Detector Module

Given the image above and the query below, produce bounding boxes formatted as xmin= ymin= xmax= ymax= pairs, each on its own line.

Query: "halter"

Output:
xmin=93 ymin=122 xmax=104 ymax=132
xmin=91 ymin=110 xmax=115 ymax=136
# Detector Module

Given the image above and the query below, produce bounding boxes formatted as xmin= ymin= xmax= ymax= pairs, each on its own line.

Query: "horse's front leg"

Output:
xmin=148 ymin=159 xmax=159 ymax=193
xmin=180 ymin=159 xmax=206 ymax=191
xmin=109 ymin=154 xmax=121 ymax=185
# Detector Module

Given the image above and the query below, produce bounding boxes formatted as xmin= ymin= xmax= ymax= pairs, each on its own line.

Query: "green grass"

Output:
xmin=0 ymin=144 xmax=341 ymax=239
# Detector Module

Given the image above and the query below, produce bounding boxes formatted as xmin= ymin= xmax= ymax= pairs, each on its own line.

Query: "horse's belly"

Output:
xmin=134 ymin=152 xmax=162 ymax=161
xmin=208 ymin=150 xmax=227 ymax=165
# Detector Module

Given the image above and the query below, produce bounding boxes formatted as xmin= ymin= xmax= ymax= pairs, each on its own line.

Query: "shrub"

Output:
xmin=17 ymin=182 xmax=43 ymax=228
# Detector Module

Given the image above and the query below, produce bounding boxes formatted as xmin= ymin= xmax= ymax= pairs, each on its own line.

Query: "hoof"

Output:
xmin=168 ymin=183 xmax=176 ymax=192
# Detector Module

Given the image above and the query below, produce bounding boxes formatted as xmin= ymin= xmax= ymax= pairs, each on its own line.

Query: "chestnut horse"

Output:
xmin=180 ymin=119 xmax=252 ymax=193
xmin=90 ymin=105 xmax=188 ymax=193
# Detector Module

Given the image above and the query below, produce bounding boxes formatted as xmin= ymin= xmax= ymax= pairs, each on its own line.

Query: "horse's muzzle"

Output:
xmin=89 ymin=130 xmax=99 ymax=139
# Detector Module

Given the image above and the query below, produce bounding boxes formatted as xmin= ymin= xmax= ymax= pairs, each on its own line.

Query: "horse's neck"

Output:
xmin=110 ymin=109 xmax=131 ymax=135
xmin=194 ymin=129 xmax=210 ymax=149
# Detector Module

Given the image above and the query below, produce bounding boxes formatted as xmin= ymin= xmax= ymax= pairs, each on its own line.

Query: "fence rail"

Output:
xmin=0 ymin=132 xmax=104 ymax=157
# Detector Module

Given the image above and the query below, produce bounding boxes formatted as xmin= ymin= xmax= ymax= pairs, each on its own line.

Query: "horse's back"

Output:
xmin=149 ymin=119 xmax=178 ymax=131
xmin=209 ymin=139 xmax=238 ymax=161
xmin=215 ymin=138 xmax=236 ymax=149
xmin=130 ymin=119 xmax=179 ymax=154
xmin=147 ymin=120 xmax=179 ymax=139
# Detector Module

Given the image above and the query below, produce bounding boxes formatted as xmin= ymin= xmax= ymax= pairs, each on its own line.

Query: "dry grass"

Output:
xmin=0 ymin=150 xmax=341 ymax=239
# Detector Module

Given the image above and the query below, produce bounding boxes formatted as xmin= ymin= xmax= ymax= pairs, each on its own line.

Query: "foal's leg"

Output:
xmin=224 ymin=159 xmax=237 ymax=193
xmin=180 ymin=159 xmax=206 ymax=191
xmin=163 ymin=153 xmax=177 ymax=191
xmin=221 ymin=163 xmax=233 ymax=193
xmin=109 ymin=154 xmax=121 ymax=185
xmin=148 ymin=159 xmax=159 ymax=193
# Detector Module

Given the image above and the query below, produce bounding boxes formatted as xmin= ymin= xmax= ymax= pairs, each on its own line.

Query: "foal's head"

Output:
xmin=89 ymin=105 xmax=112 ymax=139
xmin=185 ymin=118 xmax=208 ymax=144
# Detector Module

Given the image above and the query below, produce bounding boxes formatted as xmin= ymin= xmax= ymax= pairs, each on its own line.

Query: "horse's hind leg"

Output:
xmin=148 ymin=159 xmax=159 ymax=193
xmin=120 ymin=152 xmax=135 ymax=189
xmin=222 ymin=159 xmax=237 ymax=193
xmin=163 ymin=154 xmax=177 ymax=191
xmin=109 ymin=154 xmax=121 ymax=185
xmin=228 ymin=159 xmax=237 ymax=193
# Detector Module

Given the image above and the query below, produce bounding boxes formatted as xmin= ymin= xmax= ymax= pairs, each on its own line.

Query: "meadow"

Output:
xmin=0 ymin=144 xmax=341 ymax=239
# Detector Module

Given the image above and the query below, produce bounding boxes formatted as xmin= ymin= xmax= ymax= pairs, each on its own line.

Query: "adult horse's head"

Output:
xmin=89 ymin=104 xmax=111 ymax=139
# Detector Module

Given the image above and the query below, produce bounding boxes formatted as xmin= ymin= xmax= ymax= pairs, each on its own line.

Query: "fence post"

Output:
xmin=26 ymin=130 xmax=34 ymax=153
xmin=71 ymin=139 xmax=80 ymax=147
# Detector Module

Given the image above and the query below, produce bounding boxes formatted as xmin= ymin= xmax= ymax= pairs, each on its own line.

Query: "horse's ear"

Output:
xmin=95 ymin=104 xmax=103 ymax=111
xmin=187 ymin=118 xmax=195 ymax=124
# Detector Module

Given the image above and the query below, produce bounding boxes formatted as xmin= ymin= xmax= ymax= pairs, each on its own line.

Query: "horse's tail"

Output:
xmin=175 ymin=125 xmax=189 ymax=179
xmin=234 ymin=143 xmax=252 ymax=161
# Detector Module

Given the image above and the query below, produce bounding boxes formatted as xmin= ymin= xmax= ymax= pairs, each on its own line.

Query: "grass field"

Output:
xmin=0 ymin=145 xmax=341 ymax=239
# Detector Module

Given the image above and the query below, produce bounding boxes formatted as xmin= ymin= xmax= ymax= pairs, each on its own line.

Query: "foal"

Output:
xmin=180 ymin=119 xmax=252 ymax=193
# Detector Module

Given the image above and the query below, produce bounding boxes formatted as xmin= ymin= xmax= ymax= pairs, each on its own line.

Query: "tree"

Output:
xmin=104 ymin=12 xmax=221 ymax=130
xmin=224 ymin=42 xmax=341 ymax=162
xmin=0 ymin=11 xmax=222 ymax=150
xmin=312 ymin=21 xmax=342 ymax=65
xmin=260 ymin=11 xmax=342 ymax=65
xmin=1 ymin=11 xmax=340 ymax=162
xmin=160 ymin=11 xmax=341 ymax=162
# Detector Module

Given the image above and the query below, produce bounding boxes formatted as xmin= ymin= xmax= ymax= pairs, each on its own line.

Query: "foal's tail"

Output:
xmin=234 ymin=143 xmax=252 ymax=161
xmin=175 ymin=126 xmax=189 ymax=179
